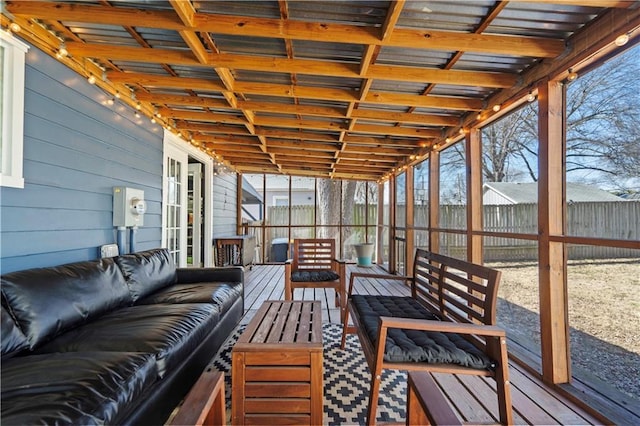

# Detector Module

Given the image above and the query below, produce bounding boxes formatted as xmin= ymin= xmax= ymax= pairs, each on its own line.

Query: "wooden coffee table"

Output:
xmin=231 ymin=300 xmax=323 ymax=425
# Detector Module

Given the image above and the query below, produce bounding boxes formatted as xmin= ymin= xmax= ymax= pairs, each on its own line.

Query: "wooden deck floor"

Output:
xmin=242 ymin=264 xmax=609 ymax=425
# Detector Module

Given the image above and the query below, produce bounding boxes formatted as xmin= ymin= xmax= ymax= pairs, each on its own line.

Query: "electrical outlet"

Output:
xmin=100 ymin=244 xmax=119 ymax=258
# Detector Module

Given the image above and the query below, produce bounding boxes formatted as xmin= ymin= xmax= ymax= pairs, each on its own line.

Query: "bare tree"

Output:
xmin=316 ymin=179 xmax=357 ymax=242
xmin=481 ymin=44 xmax=640 ymax=191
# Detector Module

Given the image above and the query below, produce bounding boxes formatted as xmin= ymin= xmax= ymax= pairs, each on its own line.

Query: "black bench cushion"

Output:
xmin=1 ymin=351 xmax=157 ymax=425
xmin=291 ymin=270 xmax=340 ymax=282
xmin=351 ymin=295 xmax=494 ymax=369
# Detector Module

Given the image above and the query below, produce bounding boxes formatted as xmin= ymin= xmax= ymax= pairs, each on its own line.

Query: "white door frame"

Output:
xmin=162 ymin=130 xmax=214 ymax=267
xmin=188 ymin=162 xmax=203 ymax=267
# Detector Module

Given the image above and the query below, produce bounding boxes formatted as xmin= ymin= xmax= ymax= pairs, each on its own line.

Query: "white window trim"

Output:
xmin=0 ymin=31 xmax=29 ymax=189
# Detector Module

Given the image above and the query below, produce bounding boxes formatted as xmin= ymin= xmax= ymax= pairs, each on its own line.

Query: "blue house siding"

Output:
xmin=0 ymin=44 xmax=164 ymax=273
xmin=212 ymin=174 xmax=238 ymax=237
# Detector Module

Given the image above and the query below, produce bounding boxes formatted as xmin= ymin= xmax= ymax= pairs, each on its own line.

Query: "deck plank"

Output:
xmin=241 ymin=264 xmax=609 ymax=426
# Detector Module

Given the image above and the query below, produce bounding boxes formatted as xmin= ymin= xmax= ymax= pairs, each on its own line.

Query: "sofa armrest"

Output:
xmin=176 ymin=266 xmax=244 ymax=284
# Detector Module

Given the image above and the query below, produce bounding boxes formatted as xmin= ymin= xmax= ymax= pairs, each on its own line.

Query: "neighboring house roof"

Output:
xmin=242 ymin=177 xmax=263 ymax=205
xmin=483 ymin=182 xmax=623 ymax=204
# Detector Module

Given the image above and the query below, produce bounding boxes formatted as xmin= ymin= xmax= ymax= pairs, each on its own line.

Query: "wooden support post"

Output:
xmin=538 ymin=78 xmax=571 ymax=384
xmin=429 ymin=150 xmax=440 ymax=254
xmin=406 ymin=166 xmax=415 ymax=273
xmin=236 ymin=173 xmax=243 ymax=235
xmin=377 ymin=181 xmax=385 ymax=266
xmin=466 ymin=130 xmax=483 ymax=266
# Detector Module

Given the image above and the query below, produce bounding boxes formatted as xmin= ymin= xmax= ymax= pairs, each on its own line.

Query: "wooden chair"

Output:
xmin=284 ymin=239 xmax=346 ymax=322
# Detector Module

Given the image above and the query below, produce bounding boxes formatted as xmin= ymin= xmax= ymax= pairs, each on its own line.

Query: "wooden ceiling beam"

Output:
xmin=257 ymin=128 xmax=339 ymax=143
xmin=351 ymin=109 xmax=459 ymax=126
xmin=159 ymin=109 xmax=248 ymax=125
xmin=351 ymin=123 xmax=440 ymax=139
xmin=254 ymin=116 xmax=347 ymax=132
xmin=267 ymin=139 xmax=340 ymax=151
xmin=67 ymin=42 xmax=517 ymax=88
xmin=135 ymin=93 xmax=229 ymax=109
xmin=7 ymin=2 xmax=564 ymax=57
xmin=108 ymin=71 xmax=482 ymax=110
xmin=176 ymin=121 xmax=252 ymax=136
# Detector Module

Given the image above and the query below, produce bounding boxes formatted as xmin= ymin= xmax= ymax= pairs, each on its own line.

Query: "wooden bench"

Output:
xmin=341 ymin=248 xmax=513 ymax=425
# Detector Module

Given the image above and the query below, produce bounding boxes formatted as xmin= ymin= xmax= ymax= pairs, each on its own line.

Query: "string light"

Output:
xmin=87 ymin=74 xmax=96 ymax=84
xmin=106 ymin=97 xmax=115 ymax=106
xmin=492 ymin=104 xmax=501 ymax=112
xmin=526 ymin=91 xmax=536 ymax=102
xmin=567 ymin=68 xmax=578 ymax=82
xmin=615 ymin=33 xmax=629 ymax=47
xmin=56 ymin=44 xmax=68 ymax=59
xmin=136 ymin=102 xmax=142 ymax=110
xmin=8 ymin=23 xmax=21 ymax=33
xmin=114 ymin=91 xmax=121 ymax=99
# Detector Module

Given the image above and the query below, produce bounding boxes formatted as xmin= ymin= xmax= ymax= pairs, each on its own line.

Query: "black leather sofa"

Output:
xmin=1 ymin=248 xmax=244 ymax=425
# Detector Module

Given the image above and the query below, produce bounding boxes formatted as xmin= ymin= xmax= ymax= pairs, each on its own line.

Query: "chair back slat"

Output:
xmin=293 ymin=239 xmax=336 ymax=271
xmin=411 ymin=248 xmax=501 ymax=326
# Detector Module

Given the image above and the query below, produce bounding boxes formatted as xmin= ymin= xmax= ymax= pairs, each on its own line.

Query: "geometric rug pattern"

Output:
xmin=208 ymin=322 xmax=407 ymax=425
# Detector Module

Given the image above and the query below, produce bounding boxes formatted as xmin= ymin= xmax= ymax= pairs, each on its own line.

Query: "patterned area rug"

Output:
xmin=208 ymin=323 xmax=407 ymax=425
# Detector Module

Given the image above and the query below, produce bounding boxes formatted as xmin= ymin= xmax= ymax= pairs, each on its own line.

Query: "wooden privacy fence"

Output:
xmin=265 ymin=201 xmax=638 ymax=261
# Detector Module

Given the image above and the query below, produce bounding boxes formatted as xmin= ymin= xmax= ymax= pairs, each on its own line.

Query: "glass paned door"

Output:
xmin=163 ymin=143 xmax=187 ymax=266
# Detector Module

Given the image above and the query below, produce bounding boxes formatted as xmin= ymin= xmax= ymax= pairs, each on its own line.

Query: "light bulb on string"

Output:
xmin=615 ymin=33 xmax=629 ymax=47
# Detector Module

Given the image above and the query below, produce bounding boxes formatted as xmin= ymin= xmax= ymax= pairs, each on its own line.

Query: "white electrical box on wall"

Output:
xmin=113 ymin=187 xmax=146 ymax=227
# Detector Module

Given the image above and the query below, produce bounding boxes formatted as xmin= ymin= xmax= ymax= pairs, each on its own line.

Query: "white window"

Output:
xmin=273 ymin=196 xmax=289 ymax=206
xmin=0 ymin=31 xmax=28 ymax=188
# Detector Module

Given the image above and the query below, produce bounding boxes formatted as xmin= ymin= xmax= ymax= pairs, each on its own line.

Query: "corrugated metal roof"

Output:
xmin=6 ymin=0 xmax=637 ymax=180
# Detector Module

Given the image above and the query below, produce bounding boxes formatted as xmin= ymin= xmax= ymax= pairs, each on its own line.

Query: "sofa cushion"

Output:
xmin=351 ymin=295 xmax=494 ymax=369
xmin=1 ymin=351 xmax=157 ymax=425
xmin=0 ymin=258 xmax=132 ymax=349
xmin=116 ymin=249 xmax=177 ymax=302
xmin=1 ymin=304 xmax=29 ymax=360
xmin=291 ymin=269 xmax=340 ymax=282
xmin=35 ymin=303 xmax=220 ymax=378
xmin=137 ymin=282 xmax=242 ymax=314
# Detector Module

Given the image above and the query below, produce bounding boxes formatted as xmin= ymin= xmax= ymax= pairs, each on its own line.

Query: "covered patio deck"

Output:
xmin=240 ymin=263 xmax=634 ymax=425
